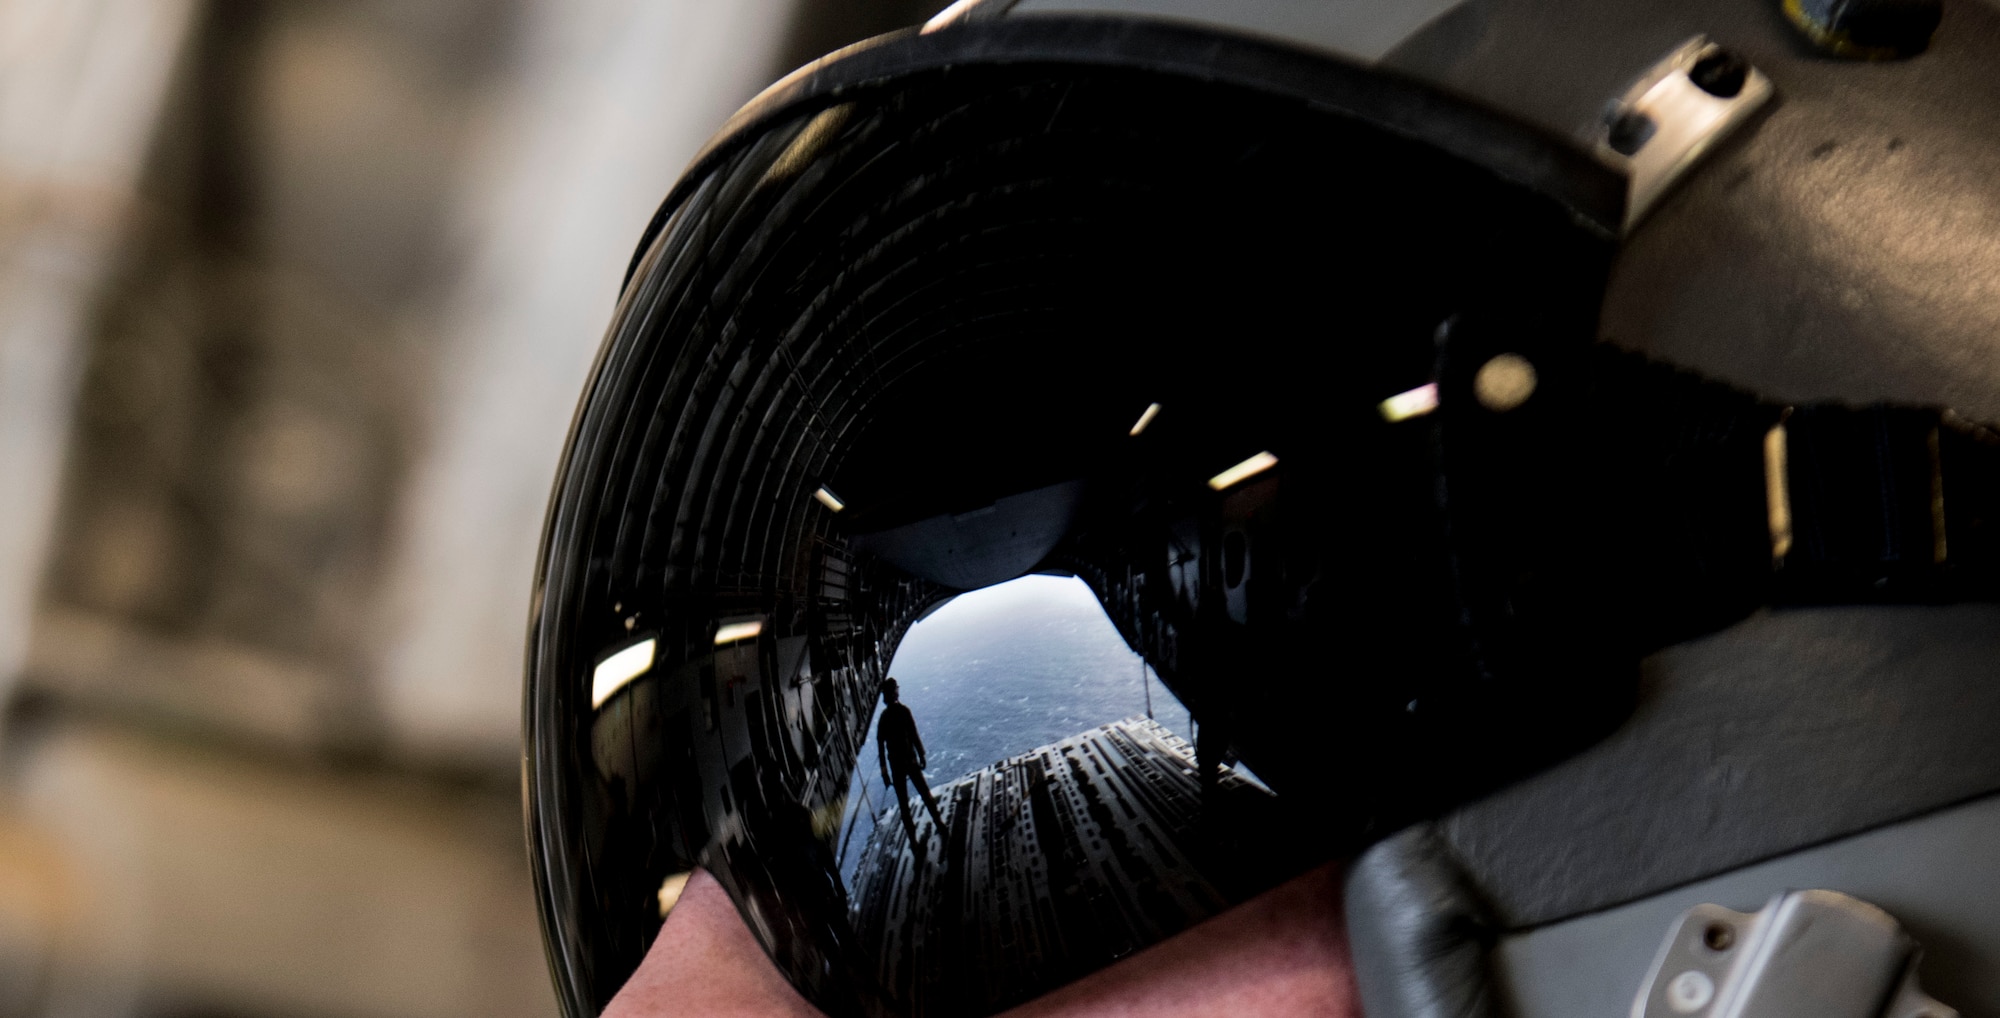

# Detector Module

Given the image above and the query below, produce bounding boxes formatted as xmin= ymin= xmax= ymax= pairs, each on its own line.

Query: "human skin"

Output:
xmin=603 ymin=862 xmax=1361 ymax=1018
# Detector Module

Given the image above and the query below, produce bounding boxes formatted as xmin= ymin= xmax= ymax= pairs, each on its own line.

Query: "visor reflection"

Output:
xmin=531 ymin=59 xmax=1621 ymax=1018
xmin=1207 ymin=451 xmax=1278 ymax=491
xmin=1377 ymin=382 xmax=1439 ymax=422
xmin=714 ymin=620 xmax=764 ymax=645
xmin=1128 ymin=402 xmax=1162 ymax=436
xmin=591 ymin=638 xmax=655 ymax=709
xmin=656 ymin=871 xmax=692 ymax=918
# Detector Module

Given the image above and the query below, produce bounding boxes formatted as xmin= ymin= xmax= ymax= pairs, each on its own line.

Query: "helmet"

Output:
xmin=524 ymin=0 xmax=2000 ymax=1015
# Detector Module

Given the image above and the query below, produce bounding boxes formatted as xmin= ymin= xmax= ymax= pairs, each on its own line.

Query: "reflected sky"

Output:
xmin=836 ymin=574 xmax=1192 ymax=882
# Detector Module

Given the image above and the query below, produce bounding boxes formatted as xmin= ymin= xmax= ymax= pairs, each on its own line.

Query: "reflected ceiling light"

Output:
xmin=715 ymin=620 xmax=763 ymax=645
xmin=1378 ymin=382 xmax=1439 ymax=422
xmin=1129 ymin=402 xmax=1162 ymax=436
xmin=1208 ymin=451 xmax=1278 ymax=491
xmin=657 ymin=871 xmax=692 ymax=918
xmin=813 ymin=486 xmax=845 ymax=512
xmin=1764 ymin=421 xmax=1793 ymax=563
xmin=764 ymin=105 xmax=851 ymax=185
xmin=591 ymin=637 xmax=656 ymax=709
xmin=921 ymin=0 xmax=982 ymax=31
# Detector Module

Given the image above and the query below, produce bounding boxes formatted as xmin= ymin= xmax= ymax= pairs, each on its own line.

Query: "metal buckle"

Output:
xmin=1633 ymin=890 xmax=1956 ymax=1018
xmin=1599 ymin=37 xmax=1774 ymax=233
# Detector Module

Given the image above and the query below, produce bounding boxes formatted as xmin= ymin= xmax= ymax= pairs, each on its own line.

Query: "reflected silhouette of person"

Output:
xmin=876 ymin=677 xmax=947 ymax=851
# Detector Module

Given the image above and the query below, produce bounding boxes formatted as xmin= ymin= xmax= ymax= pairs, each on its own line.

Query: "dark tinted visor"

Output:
xmin=525 ymin=20 xmax=1625 ymax=1018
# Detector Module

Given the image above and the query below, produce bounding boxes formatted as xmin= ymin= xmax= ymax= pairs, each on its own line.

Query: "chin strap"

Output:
xmin=1427 ymin=328 xmax=2000 ymax=661
xmin=1777 ymin=403 xmax=2000 ymax=601
xmin=1597 ymin=346 xmax=2000 ymax=640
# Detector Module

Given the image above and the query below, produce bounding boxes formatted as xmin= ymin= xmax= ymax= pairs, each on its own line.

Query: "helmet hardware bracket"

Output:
xmin=1598 ymin=36 xmax=1774 ymax=234
xmin=1633 ymin=890 xmax=1956 ymax=1018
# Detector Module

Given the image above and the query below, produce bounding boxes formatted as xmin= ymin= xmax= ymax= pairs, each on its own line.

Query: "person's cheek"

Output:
xmin=606 ymin=861 xmax=1358 ymax=1018
xmin=604 ymin=869 xmax=825 ymax=1018
xmin=998 ymin=861 xmax=1361 ymax=1018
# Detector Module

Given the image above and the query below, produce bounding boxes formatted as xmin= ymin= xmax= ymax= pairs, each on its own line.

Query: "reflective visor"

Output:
xmin=526 ymin=19 xmax=1621 ymax=1018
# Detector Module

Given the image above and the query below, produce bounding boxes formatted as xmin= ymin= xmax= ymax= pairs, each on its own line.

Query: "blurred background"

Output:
xmin=0 ymin=0 xmax=936 ymax=1014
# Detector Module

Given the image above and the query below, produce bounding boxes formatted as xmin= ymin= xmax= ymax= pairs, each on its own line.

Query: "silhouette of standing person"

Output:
xmin=876 ymin=678 xmax=947 ymax=853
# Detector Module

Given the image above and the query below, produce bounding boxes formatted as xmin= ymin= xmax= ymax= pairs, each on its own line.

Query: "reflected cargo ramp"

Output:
xmin=847 ymin=717 xmax=1305 ymax=1017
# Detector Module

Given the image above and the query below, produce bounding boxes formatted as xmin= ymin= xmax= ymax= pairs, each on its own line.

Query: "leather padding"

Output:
xmin=1345 ymin=825 xmax=1499 ymax=1018
xmin=1347 ymin=604 xmax=2000 ymax=1017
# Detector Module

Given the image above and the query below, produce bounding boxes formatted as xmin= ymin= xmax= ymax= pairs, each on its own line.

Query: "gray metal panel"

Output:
xmin=1437 ymin=604 xmax=2000 ymax=929
xmin=1493 ymin=791 xmax=2000 ymax=1018
xmin=1009 ymin=0 xmax=1467 ymax=63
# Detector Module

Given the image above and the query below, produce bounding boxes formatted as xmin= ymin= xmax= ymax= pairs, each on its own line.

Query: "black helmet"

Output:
xmin=524 ymin=1 xmax=2000 ymax=1015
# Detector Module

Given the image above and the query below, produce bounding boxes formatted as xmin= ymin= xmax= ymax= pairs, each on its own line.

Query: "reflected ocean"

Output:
xmin=836 ymin=574 xmax=1192 ymax=882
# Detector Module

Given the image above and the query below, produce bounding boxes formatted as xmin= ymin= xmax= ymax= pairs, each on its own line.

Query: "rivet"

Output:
xmin=1475 ymin=353 xmax=1538 ymax=412
xmin=1667 ymin=970 xmax=1716 ymax=1013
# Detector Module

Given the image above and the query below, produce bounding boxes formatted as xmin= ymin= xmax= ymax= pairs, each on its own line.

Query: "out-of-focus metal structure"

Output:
xmin=0 ymin=0 xmax=198 ymax=732
xmin=0 ymin=0 xmax=932 ymax=1015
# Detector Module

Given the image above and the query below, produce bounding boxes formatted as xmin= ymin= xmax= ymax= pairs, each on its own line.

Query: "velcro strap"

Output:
xmin=1779 ymin=405 xmax=1942 ymax=598
xmin=1939 ymin=414 xmax=2000 ymax=588
xmin=1579 ymin=347 xmax=1781 ymax=648
xmin=1430 ymin=334 xmax=2000 ymax=656
xmin=1777 ymin=406 xmax=2000 ymax=601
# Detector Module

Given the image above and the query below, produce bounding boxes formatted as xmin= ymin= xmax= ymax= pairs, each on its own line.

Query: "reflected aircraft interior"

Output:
xmin=833 ymin=574 xmax=1271 ymax=1015
xmin=528 ymin=50 xmax=1633 ymax=1018
xmin=834 ymin=573 xmax=1200 ymax=889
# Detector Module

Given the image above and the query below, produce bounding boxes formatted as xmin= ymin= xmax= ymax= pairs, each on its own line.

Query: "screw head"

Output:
xmin=1606 ymin=109 xmax=1656 ymax=155
xmin=1474 ymin=354 xmax=1538 ymax=412
xmin=1667 ymin=970 xmax=1716 ymax=1013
